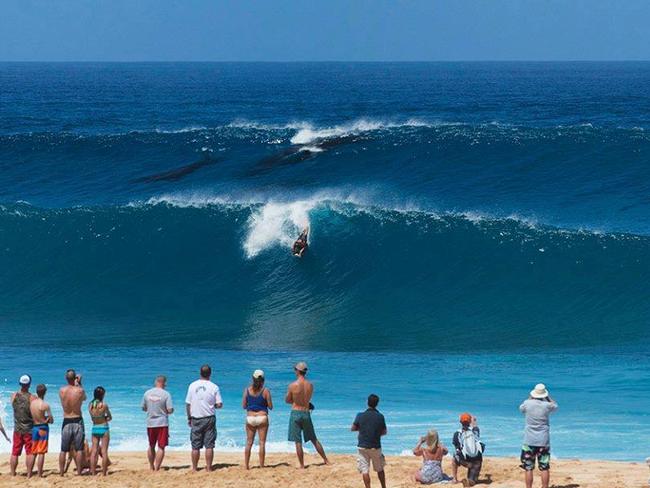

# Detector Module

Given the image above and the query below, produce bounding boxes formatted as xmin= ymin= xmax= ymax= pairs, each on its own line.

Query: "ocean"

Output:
xmin=0 ymin=62 xmax=648 ymax=460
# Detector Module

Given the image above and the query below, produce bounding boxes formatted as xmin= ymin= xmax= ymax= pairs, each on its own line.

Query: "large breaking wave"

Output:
xmin=1 ymin=196 xmax=648 ymax=351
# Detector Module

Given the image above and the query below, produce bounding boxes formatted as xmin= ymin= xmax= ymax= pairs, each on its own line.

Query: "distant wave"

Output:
xmin=4 ymin=117 xmax=649 ymax=140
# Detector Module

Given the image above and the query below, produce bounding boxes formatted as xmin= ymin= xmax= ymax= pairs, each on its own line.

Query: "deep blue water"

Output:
xmin=0 ymin=62 xmax=649 ymax=459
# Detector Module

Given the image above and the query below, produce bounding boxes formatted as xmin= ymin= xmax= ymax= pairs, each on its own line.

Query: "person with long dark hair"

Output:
xmin=89 ymin=386 xmax=112 ymax=476
xmin=242 ymin=370 xmax=273 ymax=469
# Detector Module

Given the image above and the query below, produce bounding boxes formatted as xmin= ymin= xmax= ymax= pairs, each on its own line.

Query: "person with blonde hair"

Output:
xmin=413 ymin=429 xmax=452 ymax=484
xmin=242 ymin=369 xmax=273 ymax=469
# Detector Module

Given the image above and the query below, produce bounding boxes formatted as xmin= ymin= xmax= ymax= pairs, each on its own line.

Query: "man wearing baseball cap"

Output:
xmin=451 ymin=412 xmax=484 ymax=486
xmin=519 ymin=383 xmax=558 ymax=488
xmin=10 ymin=375 xmax=35 ymax=477
xmin=285 ymin=361 xmax=330 ymax=468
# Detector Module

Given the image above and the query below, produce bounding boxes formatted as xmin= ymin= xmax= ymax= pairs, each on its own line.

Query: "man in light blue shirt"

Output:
xmin=519 ymin=383 xmax=558 ymax=488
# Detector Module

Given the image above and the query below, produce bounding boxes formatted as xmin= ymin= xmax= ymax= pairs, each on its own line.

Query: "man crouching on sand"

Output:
xmin=285 ymin=361 xmax=330 ymax=468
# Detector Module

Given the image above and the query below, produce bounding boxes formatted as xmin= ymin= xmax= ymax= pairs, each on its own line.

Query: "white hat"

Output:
xmin=252 ymin=369 xmax=264 ymax=379
xmin=19 ymin=374 xmax=31 ymax=386
xmin=530 ymin=383 xmax=549 ymax=399
xmin=294 ymin=361 xmax=308 ymax=373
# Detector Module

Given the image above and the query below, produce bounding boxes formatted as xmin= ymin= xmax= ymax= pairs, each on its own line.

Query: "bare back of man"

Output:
xmin=288 ymin=378 xmax=313 ymax=411
xmin=59 ymin=385 xmax=85 ymax=418
xmin=59 ymin=372 xmax=87 ymax=476
xmin=285 ymin=365 xmax=330 ymax=468
xmin=30 ymin=398 xmax=51 ymax=425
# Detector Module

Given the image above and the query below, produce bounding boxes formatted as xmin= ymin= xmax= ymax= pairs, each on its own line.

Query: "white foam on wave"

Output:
xmin=298 ymin=145 xmax=324 ymax=153
xmin=243 ymin=200 xmax=314 ymax=258
xmin=289 ymin=118 xmax=429 ymax=145
xmin=153 ymin=126 xmax=208 ymax=134
xmin=127 ymin=188 xmax=623 ymax=241
xmin=227 ymin=120 xmax=312 ymax=131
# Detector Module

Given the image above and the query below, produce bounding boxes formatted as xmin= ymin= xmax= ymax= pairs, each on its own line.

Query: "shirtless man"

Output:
xmin=30 ymin=384 xmax=54 ymax=477
xmin=285 ymin=361 xmax=329 ymax=468
xmin=59 ymin=369 xmax=87 ymax=476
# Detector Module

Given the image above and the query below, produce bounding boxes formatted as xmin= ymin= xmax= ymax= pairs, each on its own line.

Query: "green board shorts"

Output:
xmin=288 ymin=410 xmax=317 ymax=444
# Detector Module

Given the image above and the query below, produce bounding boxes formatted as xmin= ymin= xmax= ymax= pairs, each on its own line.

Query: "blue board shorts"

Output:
xmin=288 ymin=410 xmax=317 ymax=444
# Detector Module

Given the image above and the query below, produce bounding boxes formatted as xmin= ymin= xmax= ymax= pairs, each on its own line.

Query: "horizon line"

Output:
xmin=2 ymin=59 xmax=650 ymax=64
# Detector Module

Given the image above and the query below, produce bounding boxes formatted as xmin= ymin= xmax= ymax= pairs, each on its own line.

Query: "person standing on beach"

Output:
xmin=30 ymin=384 xmax=54 ymax=477
xmin=351 ymin=394 xmax=387 ymax=488
xmin=59 ymin=369 xmax=87 ymax=476
xmin=186 ymin=364 xmax=223 ymax=472
xmin=242 ymin=369 xmax=273 ymax=469
xmin=142 ymin=375 xmax=174 ymax=471
xmin=10 ymin=375 xmax=35 ymax=477
xmin=519 ymin=383 xmax=558 ymax=488
xmin=285 ymin=361 xmax=330 ymax=468
xmin=89 ymin=386 xmax=112 ymax=476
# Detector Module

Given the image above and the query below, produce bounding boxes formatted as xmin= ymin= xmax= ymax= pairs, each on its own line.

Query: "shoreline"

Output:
xmin=0 ymin=452 xmax=645 ymax=487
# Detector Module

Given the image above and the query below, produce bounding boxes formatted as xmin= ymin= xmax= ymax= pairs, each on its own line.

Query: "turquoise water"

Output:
xmin=0 ymin=347 xmax=647 ymax=460
xmin=1 ymin=62 xmax=649 ymax=460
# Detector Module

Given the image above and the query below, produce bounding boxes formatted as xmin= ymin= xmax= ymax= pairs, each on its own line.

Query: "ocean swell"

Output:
xmin=1 ymin=198 xmax=648 ymax=351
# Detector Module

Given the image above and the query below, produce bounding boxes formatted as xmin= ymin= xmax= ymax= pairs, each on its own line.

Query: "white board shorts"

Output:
xmin=357 ymin=447 xmax=386 ymax=473
xmin=246 ymin=416 xmax=268 ymax=427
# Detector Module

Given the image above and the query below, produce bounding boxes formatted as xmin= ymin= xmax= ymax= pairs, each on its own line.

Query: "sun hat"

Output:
xmin=252 ymin=369 xmax=265 ymax=379
xmin=294 ymin=361 xmax=308 ymax=373
xmin=530 ymin=383 xmax=549 ymax=399
xmin=19 ymin=374 xmax=31 ymax=385
xmin=459 ymin=412 xmax=472 ymax=424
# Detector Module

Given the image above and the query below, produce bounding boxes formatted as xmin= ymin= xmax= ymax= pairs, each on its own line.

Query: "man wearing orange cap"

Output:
xmin=451 ymin=413 xmax=483 ymax=486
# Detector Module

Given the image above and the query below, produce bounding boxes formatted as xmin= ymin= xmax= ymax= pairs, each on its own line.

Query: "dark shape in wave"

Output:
xmin=249 ymin=135 xmax=359 ymax=175
xmin=132 ymin=154 xmax=217 ymax=183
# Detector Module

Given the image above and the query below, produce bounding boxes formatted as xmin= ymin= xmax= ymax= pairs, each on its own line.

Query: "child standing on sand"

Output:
xmin=89 ymin=386 xmax=112 ymax=476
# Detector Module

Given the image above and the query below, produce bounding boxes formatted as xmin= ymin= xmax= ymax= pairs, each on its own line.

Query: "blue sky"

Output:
xmin=1 ymin=0 xmax=649 ymax=61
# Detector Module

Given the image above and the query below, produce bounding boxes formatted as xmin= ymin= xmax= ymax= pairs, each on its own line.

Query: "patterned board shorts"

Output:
xmin=520 ymin=445 xmax=551 ymax=471
xmin=190 ymin=416 xmax=216 ymax=450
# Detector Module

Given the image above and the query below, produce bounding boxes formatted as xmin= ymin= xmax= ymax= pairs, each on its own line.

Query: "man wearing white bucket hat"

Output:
xmin=519 ymin=383 xmax=558 ymax=488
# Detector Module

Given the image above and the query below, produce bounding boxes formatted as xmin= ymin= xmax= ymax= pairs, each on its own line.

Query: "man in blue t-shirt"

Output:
xmin=351 ymin=394 xmax=387 ymax=488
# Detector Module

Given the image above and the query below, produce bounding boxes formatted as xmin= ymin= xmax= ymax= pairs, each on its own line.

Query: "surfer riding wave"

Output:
xmin=292 ymin=227 xmax=309 ymax=257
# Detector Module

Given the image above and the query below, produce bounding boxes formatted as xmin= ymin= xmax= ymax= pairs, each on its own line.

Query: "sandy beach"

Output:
xmin=0 ymin=452 xmax=644 ymax=487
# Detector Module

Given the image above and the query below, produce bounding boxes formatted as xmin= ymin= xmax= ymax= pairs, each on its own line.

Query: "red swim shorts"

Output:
xmin=12 ymin=432 xmax=33 ymax=456
xmin=147 ymin=426 xmax=169 ymax=448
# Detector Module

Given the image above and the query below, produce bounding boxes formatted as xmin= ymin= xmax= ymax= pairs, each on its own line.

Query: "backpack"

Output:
xmin=458 ymin=428 xmax=483 ymax=459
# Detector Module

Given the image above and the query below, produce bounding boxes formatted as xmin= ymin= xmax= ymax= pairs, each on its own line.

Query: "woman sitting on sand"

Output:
xmin=413 ymin=429 xmax=453 ymax=484
xmin=242 ymin=369 xmax=273 ymax=469
xmin=89 ymin=386 xmax=112 ymax=476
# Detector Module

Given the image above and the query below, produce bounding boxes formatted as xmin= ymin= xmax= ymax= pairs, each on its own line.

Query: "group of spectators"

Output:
xmin=2 ymin=363 xmax=557 ymax=488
